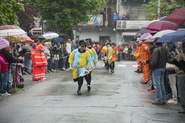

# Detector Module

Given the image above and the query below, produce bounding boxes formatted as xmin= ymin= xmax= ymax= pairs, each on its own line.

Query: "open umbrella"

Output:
xmin=157 ymin=30 xmax=185 ymax=42
xmin=139 ymin=33 xmax=153 ymax=40
xmin=152 ymin=30 xmax=175 ymax=38
xmin=30 ymin=34 xmax=45 ymax=40
xmin=59 ymin=33 xmax=69 ymax=41
xmin=134 ymin=27 xmax=156 ymax=39
xmin=52 ymin=37 xmax=63 ymax=44
xmin=137 ymin=27 xmax=156 ymax=34
xmin=0 ymin=37 xmax=10 ymax=50
xmin=159 ymin=16 xmax=167 ymax=21
xmin=144 ymin=37 xmax=155 ymax=43
xmin=145 ymin=20 xmax=179 ymax=32
xmin=4 ymin=35 xmax=34 ymax=43
xmin=166 ymin=7 xmax=185 ymax=25
xmin=42 ymin=32 xmax=59 ymax=40
xmin=0 ymin=25 xmax=26 ymax=36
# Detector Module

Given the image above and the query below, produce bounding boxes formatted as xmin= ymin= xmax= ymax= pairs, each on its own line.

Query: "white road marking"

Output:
xmin=97 ymin=61 xmax=138 ymax=68
xmin=132 ymin=65 xmax=138 ymax=68
xmin=117 ymin=64 xmax=126 ymax=67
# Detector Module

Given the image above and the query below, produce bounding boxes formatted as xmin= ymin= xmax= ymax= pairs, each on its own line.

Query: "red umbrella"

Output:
xmin=145 ymin=20 xmax=179 ymax=32
xmin=166 ymin=7 xmax=185 ymax=25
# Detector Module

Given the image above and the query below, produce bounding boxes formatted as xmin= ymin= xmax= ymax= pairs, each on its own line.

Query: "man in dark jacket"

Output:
xmin=150 ymin=42 xmax=168 ymax=105
xmin=170 ymin=42 xmax=185 ymax=114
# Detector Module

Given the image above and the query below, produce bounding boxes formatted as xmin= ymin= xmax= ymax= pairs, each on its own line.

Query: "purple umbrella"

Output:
xmin=139 ymin=33 xmax=153 ymax=40
xmin=0 ymin=37 xmax=10 ymax=50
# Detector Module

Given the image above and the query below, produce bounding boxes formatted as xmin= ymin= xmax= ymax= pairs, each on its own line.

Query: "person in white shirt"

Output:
xmin=66 ymin=38 xmax=72 ymax=69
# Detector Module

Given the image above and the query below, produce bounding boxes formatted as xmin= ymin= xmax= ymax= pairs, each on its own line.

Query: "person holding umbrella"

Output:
xmin=169 ymin=41 xmax=185 ymax=114
xmin=0 ymin=37 xmax=23 ymax=95
xmin=0 ymin=46 xmax=22 ymax=95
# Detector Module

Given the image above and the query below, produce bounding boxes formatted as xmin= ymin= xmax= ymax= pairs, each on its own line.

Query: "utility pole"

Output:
xmin=116 ymin=0 xmax=119 ymax=13
xmin=157 ymin=0 xmax=160 ymax=19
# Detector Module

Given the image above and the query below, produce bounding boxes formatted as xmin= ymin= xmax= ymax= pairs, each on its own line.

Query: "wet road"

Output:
xmin=0 ymin=61 xmax=185 ymax=123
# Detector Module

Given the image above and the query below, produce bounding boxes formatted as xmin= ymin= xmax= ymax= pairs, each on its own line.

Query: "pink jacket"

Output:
xmin=0 ymin=54 xmax=8 ymax=72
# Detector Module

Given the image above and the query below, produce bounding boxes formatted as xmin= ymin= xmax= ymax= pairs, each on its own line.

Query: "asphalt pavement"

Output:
xmin=0 ymin=61 xmax=185 ymax=123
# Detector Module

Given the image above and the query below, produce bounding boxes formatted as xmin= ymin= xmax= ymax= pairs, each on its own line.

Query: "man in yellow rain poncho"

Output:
xmin=85 ymin=38 xmax=98 ymax=91
xmin=107 ymin=43 xmax=118 ymax=73
xmin=68 ymin=40 xmax=93 ymax=95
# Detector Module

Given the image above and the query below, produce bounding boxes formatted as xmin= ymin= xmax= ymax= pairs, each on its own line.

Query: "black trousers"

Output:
xmin=177 ymin=75 xmax=185 ymax=110
xmin=85 ymin=72 xmax=91 ymax=86
xmin=77 ymin=72 xmax=92 ymax=91
xmin=110 ymin=62 xmax=115 ymax=70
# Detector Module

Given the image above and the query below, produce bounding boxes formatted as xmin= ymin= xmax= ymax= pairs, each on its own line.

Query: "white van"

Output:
xmin=29 ymin=28 xmax=42 ymax=35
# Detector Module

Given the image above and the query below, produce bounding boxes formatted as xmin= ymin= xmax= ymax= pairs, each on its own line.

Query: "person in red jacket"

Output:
xmin=0 ymin=50 xmax=9 ymax=96
xmin=31 ymin=39 xmax=47 ymax=81
xmin=0 ymin=47 xmax=21 ymax=96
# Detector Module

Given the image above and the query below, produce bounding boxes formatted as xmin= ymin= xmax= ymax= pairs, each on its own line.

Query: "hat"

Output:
xmin=79 ymin=40 xmax=86 ymax=47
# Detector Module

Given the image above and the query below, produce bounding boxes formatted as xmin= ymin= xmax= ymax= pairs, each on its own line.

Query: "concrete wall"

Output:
xmin=74 ymin=29 xmax=117 ymax=43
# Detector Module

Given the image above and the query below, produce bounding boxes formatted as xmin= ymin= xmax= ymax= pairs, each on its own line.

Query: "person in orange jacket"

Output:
xmin=101 ymin=41 xmax=108 ymax=67
xmin=138 ymin=39 xmax=150 ymax=84
xmin=31 ymin=39 xmax=48 ymax=81
xmin=110 ymin=43 xmax=118 ymax=73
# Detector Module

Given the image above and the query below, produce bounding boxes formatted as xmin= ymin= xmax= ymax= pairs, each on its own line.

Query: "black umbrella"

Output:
xmin=30 ymin=34 xmax=45 ymax=40
xmin=138 ymin=27 xmax=157 ymax=34
xmin=59 ymin=33 xmax=69 ymax=40
xmin=159 ymin=16 xmax=167 ymax=21
xmin=134 ymin=27 xmax=156 ymax=39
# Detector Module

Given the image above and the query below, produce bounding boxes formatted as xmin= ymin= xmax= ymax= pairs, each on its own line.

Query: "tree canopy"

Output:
xmin=28 ymin=0 xmax=108 ymax=34
xmin=17 ymin=1 xmax=38 ymax=32
xmin=143 ymin=0 xmax=185 ymax=20
xmin=0 ymin=0 xmax=24 ymax=26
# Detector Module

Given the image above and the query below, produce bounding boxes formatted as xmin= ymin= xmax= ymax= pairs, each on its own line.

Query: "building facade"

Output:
xmin=73 ymin=0 xmax=150 ymax=45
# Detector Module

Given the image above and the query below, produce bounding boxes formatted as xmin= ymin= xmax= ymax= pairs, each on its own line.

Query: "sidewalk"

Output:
xmin=0 ymin=71 xmax=63 ymax=101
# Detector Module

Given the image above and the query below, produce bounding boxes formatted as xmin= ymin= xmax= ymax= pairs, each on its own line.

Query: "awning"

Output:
xmin=122 ymin=32 xmax=137 ymax=36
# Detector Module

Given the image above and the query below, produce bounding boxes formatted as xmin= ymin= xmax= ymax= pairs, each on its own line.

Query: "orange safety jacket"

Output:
xmin=139 ymin=43 xmax=150 ymax=61
xmin=101 ymin=46 xmax=108 ymax=56
xmin=31 ymin=48 xmax=36 ymax=63
xmin=111 ymin=47 xmax=118 ymax=62
xmin=34 ymin=44 xmax=48 ymax=67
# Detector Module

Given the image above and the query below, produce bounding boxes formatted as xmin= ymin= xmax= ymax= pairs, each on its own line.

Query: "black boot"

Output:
xmin=77 ymin=90 xmax=82 ymax=95
xmin=87 ymin=85 xmax=91 ymax=91
xmin=134 ymin=70 xmax=139 ymax=73
xmin=178 ymin=105 xmax=185 ymax=114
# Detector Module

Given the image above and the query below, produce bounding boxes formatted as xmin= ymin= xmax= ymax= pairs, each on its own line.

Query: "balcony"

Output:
xmin=116 ymin=20 xmax=150 ymax=30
